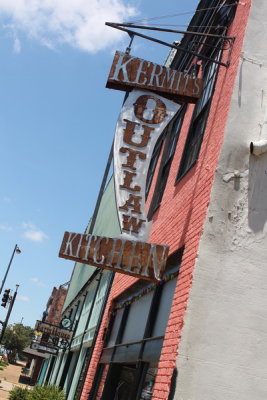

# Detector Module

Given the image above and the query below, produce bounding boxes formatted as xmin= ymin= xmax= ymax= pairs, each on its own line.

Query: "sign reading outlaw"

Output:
xmin=106 ymin=51 xmax=203 ymax=103
xmin=113 ymin=89 xmax=180 ymax=241
xmin=59 ymin=232 xmax=169 ymax=282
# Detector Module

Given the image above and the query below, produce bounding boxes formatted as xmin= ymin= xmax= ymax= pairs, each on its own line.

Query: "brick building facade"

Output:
xmin=78 ymin=1 xmax=253 ymax=400
xmin=45 ymin=284 xmax=68 ymax=326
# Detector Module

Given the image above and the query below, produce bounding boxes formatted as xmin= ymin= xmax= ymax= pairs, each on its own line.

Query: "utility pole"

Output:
xmin=0 ymin=285 xmax=19 ymax=343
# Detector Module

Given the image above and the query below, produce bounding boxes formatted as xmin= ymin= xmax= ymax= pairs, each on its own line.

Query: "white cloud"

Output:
xmin=0 ymin=0 xmax=138 ymax=52
xmin=23 ymin=230 xmax=48 ymax=242
xmin=22 ymin=222 xmax=48 ymax=242
xmin=13 ymin=36 xmax=21 ymax=53
xmin=22 ymin=222 xmax=34 ymax=230
xmin=30 ymin=277 xmax=47 ymax=288
xmin=0 ymin=224 xmax=13 ymax=231
xmin=17 ymin=294 xmax=30 ymax=302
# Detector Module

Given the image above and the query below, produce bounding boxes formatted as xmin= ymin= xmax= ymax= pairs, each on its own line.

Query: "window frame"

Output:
xmin=175 ymin=1 xmax=237 ymax=182
xmin=147 ymin=104 xmax=187 ymax=219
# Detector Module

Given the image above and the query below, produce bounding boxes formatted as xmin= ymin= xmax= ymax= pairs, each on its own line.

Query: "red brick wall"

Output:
xmin=81 ymin=2 xmax=251 ymax=399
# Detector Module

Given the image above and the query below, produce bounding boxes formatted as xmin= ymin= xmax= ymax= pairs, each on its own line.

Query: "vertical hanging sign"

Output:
xmin=114 ymin=89 xmax=180 ymax=241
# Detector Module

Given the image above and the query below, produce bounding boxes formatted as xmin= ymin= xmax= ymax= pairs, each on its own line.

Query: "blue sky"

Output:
xmin=0 ymin=0 xmax=198 ymax=328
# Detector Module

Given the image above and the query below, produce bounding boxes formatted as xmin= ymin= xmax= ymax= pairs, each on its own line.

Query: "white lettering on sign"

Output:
xmin=59 ymin=232 xmax=169 ymax=282
xmin=107 ymin=51 xmax=203 ymax=102
xmin=35 ymin=321 xmax=73 ymax=340
xmin=113 ymin=89 xmax=180 ymax=241
xmin=110 ymin=52 xmax=134 ymax=83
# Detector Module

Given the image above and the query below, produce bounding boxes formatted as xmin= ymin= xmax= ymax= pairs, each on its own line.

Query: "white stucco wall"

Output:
xmin=175 ymin=1 xmax=267 ymax=399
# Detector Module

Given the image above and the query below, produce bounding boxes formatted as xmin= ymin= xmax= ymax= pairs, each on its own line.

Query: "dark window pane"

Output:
xmin=107 ymin=309 xmax=124 ymax=347
xmin=143 ymin=339 xmax=164 ymax=362
xmin=113 ymin=343 xmax=142 ymax=363
xmin=148 ymin=106 xmax=186 ymax=217
xmin=100 ymin=348 xmax=114 ymax=364
xmin=177 ymin=102 xmax=210 ymax=180
xmin=121 ymin=291 xmax=154 ymax=343
xmin=152 ymin=278 xmax=177 ymax=337
xmin=146 ymin=136 xmax=164 ymax=198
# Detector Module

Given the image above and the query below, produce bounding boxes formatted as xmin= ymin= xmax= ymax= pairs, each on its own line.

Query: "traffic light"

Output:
xmin=1 ymin=289 xmax=10 ymax=308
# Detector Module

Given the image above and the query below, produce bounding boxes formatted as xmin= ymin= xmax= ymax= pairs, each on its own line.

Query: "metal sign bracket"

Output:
xmin=106 ymin=22 xmax=235 ymax=68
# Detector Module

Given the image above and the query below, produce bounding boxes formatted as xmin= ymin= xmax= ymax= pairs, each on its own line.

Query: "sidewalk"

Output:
xmin=0 ymin=362 xmax=27 ymax=400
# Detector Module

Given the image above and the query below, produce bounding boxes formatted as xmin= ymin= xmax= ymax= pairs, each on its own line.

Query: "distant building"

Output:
xmin=45 ymin=284 xmax=69 ymax=325
xmin=22 ymin=283 xmax=68 ymax=386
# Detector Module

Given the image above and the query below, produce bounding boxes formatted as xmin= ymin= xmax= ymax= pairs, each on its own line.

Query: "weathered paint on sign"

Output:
xmin=59 ymin=232 xmax=169 ymax=282
xmin=114 ymin=89 xmax=180 ymax=241
xmin=107 ymin=51 xmax=203 ymax=103
xmin=35 ymin=320 xmax=73 ymax=341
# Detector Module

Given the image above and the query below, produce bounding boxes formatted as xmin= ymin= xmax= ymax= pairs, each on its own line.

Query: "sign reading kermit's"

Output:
xmin=107 ymin=51 xmax=203 ymax=103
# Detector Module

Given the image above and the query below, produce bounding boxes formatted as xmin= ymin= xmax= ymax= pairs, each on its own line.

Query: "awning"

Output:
xmin=22 ymin=347 xmax=49 ymax=359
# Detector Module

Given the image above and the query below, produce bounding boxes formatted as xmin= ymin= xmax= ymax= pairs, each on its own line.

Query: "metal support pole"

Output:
xmin=0 ymin=245 xmax=21 ymax=295
xmin=0 ymin=285 xmax=19 ymax=343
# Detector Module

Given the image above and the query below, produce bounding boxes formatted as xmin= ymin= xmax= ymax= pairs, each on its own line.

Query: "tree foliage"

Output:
xmin=8 ymin=385 xmax=66 ymax=400
xmin=2 ymin=323 xmax=34 ymax=361
xmin=8 ymin=386 xmax=30 ymax=400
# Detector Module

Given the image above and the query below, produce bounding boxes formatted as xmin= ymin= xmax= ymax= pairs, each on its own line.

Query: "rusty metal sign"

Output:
xmin=59 ymin=232 xmax=169 ymax=282
xmin=106 ymin=51 xmax=203 ymax=103
xmin=35 ymin=320 xmax=73 ymax=341
xmin=113 ymin=89 xmax=180 ymax=241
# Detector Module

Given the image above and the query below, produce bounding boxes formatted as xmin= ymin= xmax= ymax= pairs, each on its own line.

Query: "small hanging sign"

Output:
xmin=106 ymin=51 xmax=203 ymax=103
xmin=31 ymin=342 xmax=59 ymax=355
xmin=35 ymin=320 xmax=73 ymax=341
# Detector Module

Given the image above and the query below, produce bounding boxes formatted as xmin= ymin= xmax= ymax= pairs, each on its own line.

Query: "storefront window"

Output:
xmin=93 ymin=250 xmax=182 ymax=400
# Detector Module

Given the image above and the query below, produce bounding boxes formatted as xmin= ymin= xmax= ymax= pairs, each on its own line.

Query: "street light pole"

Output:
xmin=0 ymin=244 xmax=21 ymax=295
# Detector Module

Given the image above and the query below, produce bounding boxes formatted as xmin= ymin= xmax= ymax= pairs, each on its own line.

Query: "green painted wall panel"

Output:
xmin=63 ymin=176 xmax=120 ymax=310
